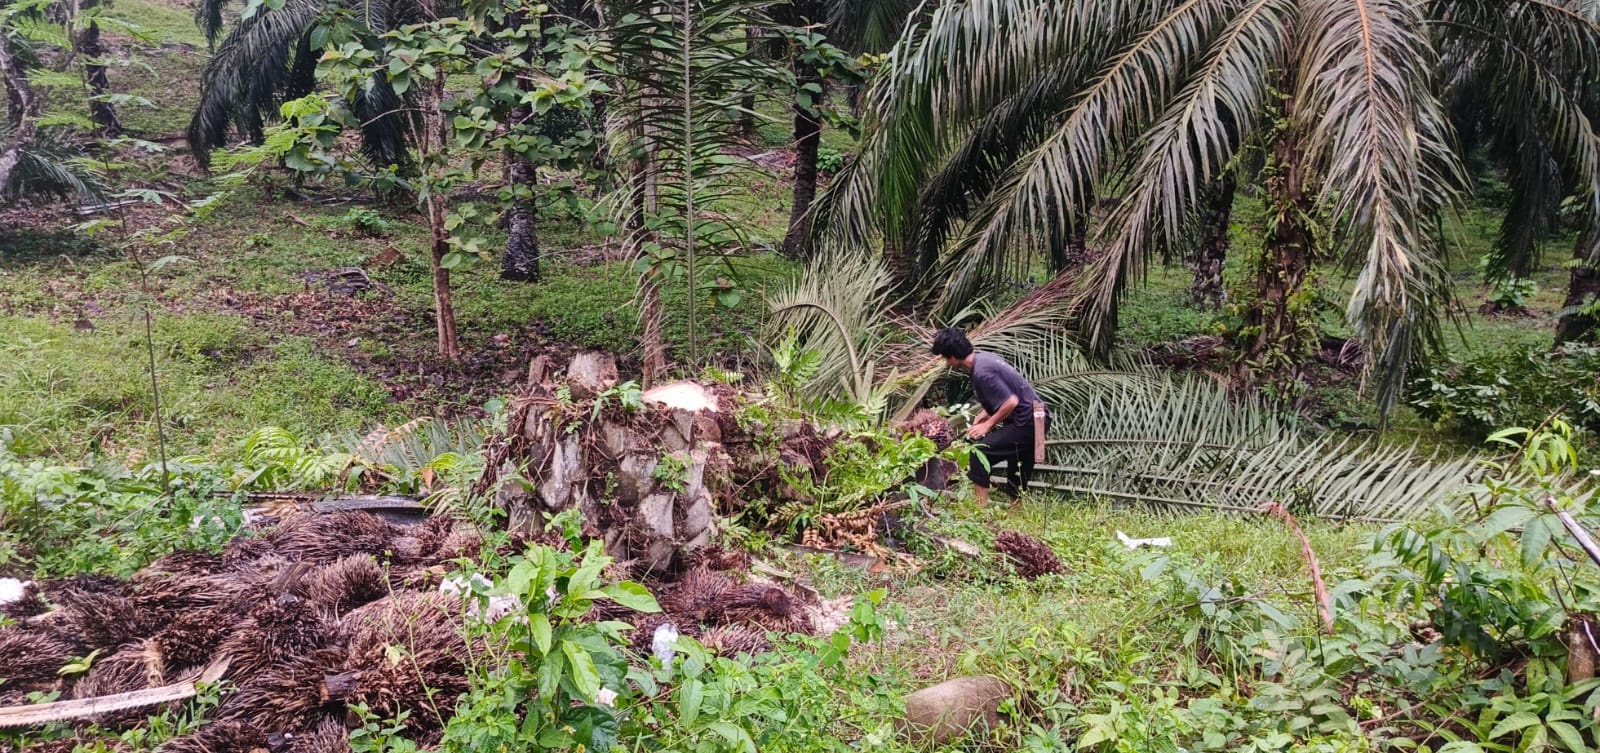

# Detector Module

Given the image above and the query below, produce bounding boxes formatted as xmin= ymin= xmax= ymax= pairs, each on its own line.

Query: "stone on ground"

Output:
xmin=899 ymin=675 xmax=1012 ymax=746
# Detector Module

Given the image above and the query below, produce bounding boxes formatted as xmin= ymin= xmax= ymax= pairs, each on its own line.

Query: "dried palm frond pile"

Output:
xmin=592 ymin=547 xmax=817 ymax=660
xmin=1 ymin=511 xmax=488 ymax=751
xmin=2 ymin=515 xmax=821 ymax=751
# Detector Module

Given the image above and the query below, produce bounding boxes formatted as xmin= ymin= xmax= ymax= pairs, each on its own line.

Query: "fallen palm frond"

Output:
xmin=1033 ymin=377 xmax=1480 ymax=521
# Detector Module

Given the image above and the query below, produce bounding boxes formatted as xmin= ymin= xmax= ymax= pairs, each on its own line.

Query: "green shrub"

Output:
xmin=816 ymin=146 xmax=846 ymax=174
xmin=0 ymin=443 xmax=244 ymax=577
xmin=1408 ymin=343 xmax=1600 ymax=442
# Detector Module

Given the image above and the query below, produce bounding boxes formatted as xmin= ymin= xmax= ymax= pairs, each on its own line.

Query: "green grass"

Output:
xmin=789 ymin=497 xmax=1376 ymax=688
xmin=0 ymin=176 xmax=797 ymax=461
xmin=0 ymin=313 xmax=396 ymax=461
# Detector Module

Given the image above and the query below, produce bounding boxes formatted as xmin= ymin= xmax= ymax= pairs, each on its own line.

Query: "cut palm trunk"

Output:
xmin=1189 ymin=174 xmax=1235 ymax=308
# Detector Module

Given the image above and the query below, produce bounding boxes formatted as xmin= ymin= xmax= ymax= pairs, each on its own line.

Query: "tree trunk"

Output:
xmin=501 ymin=155 xmax=540 ymax=281
xmin=77 ymin=18 xmax=120 ymax=137
xmin=884 ymin=236 xmax=920 ymax=294
xmin=422 ymin=73 xmax=460 ymax=361
xmin=501 ymin=107 xmax=541 ymax=282
xmin=782 ymin=63 xmax=822 ymax=260
xmin=1237 ymin=121 xmax=1314 ymax=392
xmin=738 ymin=26 xmax=762 ymax=138
xmin=1049 ymin=220 xmax=1091 ymax=273
xmin=1190 ymin=174 xmax=1236 ymax=309
xmin=0 ymin=32 xmax=38 ymax=191
xmin=640 ymin=277 xmax=667 ymax=387
xmin=428 ymin=198 xmax=461 ymax=360
xmin=1556 ymin=230 xmax=1600 ymax=345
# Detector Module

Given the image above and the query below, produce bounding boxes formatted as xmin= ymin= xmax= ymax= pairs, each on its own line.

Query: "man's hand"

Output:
xmin=965 ymin=420 xmax=991 ymax=440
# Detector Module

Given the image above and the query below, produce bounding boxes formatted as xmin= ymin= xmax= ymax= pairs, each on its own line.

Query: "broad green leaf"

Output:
xmin=600 ymin=582 xmax=661 ymax=613
xmin=1548 ymin=721 xmax=1585 ymax=753
xmin=1077 ymin=725 xmax=1112 ymax=750
xmin=505 ymin=559 xmax=540 ymax=597
xmin=528 ymin=613 xmax=552 ymax=655
xmin=1522 ymin=517 xmax=1554 ymax=568
xmin=1477 ymin=506 xmax=1535 ymax=541
xmin=562 ymin=706 xmax=619 ymax=752
xmin=678 ymin=677 xmax=703 ymax=728
xmin=707 ymin=721 xmax=755 ymax=753
xmin=1487 ymin=711 xmax=1541 ymax=739
xmin=561 ymin=640 xmax=601 ymax=700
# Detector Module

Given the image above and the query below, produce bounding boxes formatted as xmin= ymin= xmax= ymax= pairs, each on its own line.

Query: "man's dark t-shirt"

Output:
xmin=971 ymin=352 xmax=1042 ymax=428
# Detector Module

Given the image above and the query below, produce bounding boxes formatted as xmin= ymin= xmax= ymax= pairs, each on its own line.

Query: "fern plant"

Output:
xmin=227 ymin=426 xmax=360 ymax=492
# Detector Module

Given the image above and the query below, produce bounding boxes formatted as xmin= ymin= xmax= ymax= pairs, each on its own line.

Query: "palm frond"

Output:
xmin=195 ymin=0 xmax=231 ymax=46
xmin=901 ymin=57 xmax=1102 ymax=298
xmin=1294 ymin=0 xmax=1467 ymax=410
xmin=826 ymin=0 xmax=911 ymax=54
xmin=929 ymin=0 xmax=1241 ymax=317
xmin=766 ymin=247 xmax=898 ymax=403
xmin=814 ymin=0 xmax=1129 ymax=259
xmin=1034 ymin=376 xmax=1481 ymax=521
xmin=187 ymin=0 xmax=322 ymax=164
xmin=1435 ymin=0 xmax=1600 ymax=277
xmin=1081 ymin=0 xmax=1296 ymax=352
xmin=0 ymin=123 xmax=105 ymax=203
xmin=187 ymin=0 xmax=426 ymax=167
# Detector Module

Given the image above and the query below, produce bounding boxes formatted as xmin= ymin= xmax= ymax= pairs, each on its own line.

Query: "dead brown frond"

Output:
xmin=699 ymin=624 xmax=770 ymax=657
xmin=270 ymin=512 xmax=398 ymax=564
xmin=285 ymin=714 xmax=355 ymax=753
xmin=302 ymin=556 xmax=389 ymax=619
xmin=0 ymin=627 xmax=76 ymax=684
xmin=660 ymin=569 xmax=736 ymax=624
xmin=221 ymin=535 xmax=275 ymax=569
xmin=157 ymin=718 xmax=265 ymax=753
xmin=341 ymin=593 xmax=475 ymax=738
xmin=216 ymin=648 xmax=346 ymax=732
xmin=153 ymin=609 xmax=235 ymax=672
xmin=70 ymin=640 xmax=169 ymax=727
xmin=0 ymin=583 xmax=47 ymax=620
xmin=215 ymin=596 xmax=330 ymax=680
xmin=687 ymin=545 xmax=751 ymax=573
xmin=52 ymin=586 xmax=156 ymax=652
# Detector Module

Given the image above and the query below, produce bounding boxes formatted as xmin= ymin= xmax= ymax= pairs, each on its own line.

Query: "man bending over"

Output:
xmin=931 ymin=328 xmax=1051 ymax=505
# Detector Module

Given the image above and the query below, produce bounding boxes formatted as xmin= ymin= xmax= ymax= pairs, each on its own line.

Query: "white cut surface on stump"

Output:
xmin=642 ymin=381 xmax=717 ymax=412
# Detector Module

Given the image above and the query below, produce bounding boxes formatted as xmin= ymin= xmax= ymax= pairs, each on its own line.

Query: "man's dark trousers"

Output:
xmin=967 ymin=416 xmax=1050 ymax=495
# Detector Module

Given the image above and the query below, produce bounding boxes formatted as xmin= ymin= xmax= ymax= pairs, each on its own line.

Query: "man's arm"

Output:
xmin=967 ymin=395 xmax=1018 ymax=439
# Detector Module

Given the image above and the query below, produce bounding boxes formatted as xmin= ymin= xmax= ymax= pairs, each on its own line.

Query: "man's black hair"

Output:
xmin=931 ymin=327 xmax=974 ymax=359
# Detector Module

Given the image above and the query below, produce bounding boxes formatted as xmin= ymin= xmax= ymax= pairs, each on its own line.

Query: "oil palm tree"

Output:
xmin=186 ymin=0 xmax=422 ymax=167
xmin=773 ymin=0 xmax=911 ymax=260
xmin=1444 ymin=15 xmax=1600 ymax=345
xmin=1 ymin=9 xmax=103 ymax=203
xmin=814 ymin=0 xmax=1600 ymax=406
